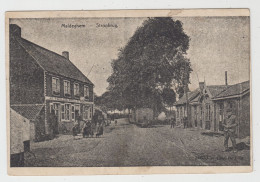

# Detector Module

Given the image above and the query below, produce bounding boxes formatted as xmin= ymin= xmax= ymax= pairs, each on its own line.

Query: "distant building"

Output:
xmin=10 ymin=24 xmax=94 ymax=141
xmin=175 ymin=79 xmax=250 ymax=138
xmin=129 ymin=108 xmax=153 ymax=123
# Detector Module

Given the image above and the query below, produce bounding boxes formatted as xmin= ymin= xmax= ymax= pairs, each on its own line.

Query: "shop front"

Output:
xmin=46 ymin=97 xmax=93 ymax=135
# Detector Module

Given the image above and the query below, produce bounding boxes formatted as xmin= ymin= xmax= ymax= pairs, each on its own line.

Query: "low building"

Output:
xmin=129 ymin=108 xmax=153 ymax=123
xmin=10 ymin=24 xmax=94 ymax=140
xmin=174 ymin=79 xmax=250 ymax=138
xmin=10 ymin=108 xmax=30 ymax=166
xmin=212 ymin=80 xmax=250 ymax=138
xmin=175 ymin=89 xmax=200 ymax=126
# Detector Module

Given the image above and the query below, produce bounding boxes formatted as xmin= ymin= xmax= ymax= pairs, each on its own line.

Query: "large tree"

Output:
xmin=107 ymin=17 xmax=192 ymax=115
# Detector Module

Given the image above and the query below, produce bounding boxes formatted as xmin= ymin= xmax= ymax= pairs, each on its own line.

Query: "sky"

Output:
xmin=10 ymin=16 xmax=250 ymax=96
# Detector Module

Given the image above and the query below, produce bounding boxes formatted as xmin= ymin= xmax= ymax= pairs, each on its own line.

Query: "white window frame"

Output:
xmin=63 ymin=103 xmax=71 ymax=121
xmin=52 ymin=77 xmax=60 ymax=95
xmin=83 ymin=105 xmax=89 ymax=120
xmin=50 ymin=102 xmax=60 ymax=113
xmin=61 ymin=104 xmax=65 ymax=121
xmin=74 ymin=83 xmax=80 ymax=97
xmin=71 ymin=104 xmax=75 ymax=121
xmin=64 ymin=80 xmax=71 ymax=96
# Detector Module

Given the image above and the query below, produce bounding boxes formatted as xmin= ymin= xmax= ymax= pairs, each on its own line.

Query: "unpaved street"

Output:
xmin=25 ymin=118 xmax=250 ymax=167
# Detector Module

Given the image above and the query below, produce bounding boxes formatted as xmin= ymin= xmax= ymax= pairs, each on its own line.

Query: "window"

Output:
xmin=83 ymin=105 xmax=89 ymax=120
xmin=61 ymin=104 xmax=65 ymax=120
xmin=89 ymin=106 xmax=92 ymax=119
xmin=219 ymin=103 xmax=224 ymax=121
xmin=71 ymin=105 xmax=75 ymax=121
xmin=75 ymin=104 xmax=80 ymax=120
xmin=194 ymin=106 xmax=197 ymax=117
xmin=204 ymin=104 xmax=211 ymax=130
xmin=52 ymin=77 xmax=60 ymax=95
xmin=64 ymin=80 xmax=71 ymax=96
xmin=50 ymin=103 xmax=59 ymax=115
xmin=205 ymin=104 xmax=211 ymax=120
xmin=228 ymin=101 xmax=234 ymax=109
xmin=75 ymin=104 xmax=80 ymax=114
xmin=65 ymin=104 xmax=70 ymax=121
xmin=84 ymin=85 xmax=89 ymax=99
xmin=74 ymin=83 xmax=79 ymax=97
xmin=219 ymin=103 xmax=224 ymax=131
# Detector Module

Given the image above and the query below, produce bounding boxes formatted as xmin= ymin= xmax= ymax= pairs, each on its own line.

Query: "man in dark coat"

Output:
xmin=183 ymin=116 xmax=188 ymax=129
xmin=223 ymin=109 xmax=238 ymax=152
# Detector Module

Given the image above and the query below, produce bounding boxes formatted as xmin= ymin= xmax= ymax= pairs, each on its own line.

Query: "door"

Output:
xmin=218 ymin=103 xmax=224 ymax=131
xmin=194 ymin=105 xmax=198 ymax=127
xmin=214 ymin=103 xmax=217 ymax=131
xmin=50 ymin=103 xmax=60 ymax=135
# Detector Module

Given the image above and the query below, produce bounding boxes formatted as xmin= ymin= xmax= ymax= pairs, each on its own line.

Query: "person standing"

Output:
xmin=72 ymin=122 xmax=78 ymax=140
xmin=222 ymin=109 xmax=238 ymax=152
xmin=170 ymin=117 xmax=175 ymax=128
xmin=183 ymin=116 xmax=188 ymax=129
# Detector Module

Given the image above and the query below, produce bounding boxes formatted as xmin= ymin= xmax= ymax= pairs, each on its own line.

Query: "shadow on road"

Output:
xmin=229 ymin=142 xmax=250 ymax=151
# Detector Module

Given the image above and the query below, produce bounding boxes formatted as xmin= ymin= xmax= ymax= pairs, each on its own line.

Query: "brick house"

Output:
xmin=175 ymin=79 xmax=250 ymax=138
xmin=10 ymin=24 xmax=94 ymax=141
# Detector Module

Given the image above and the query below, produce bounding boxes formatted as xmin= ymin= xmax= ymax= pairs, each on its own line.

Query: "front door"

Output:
xmin=218 ymin=103 xmax=224 ymax=131
xmin=50 ymin=103 xmax=60 ymax=135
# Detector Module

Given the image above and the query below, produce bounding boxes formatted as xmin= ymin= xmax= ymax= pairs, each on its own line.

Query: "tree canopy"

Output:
xmin=105 ymin=17 xmax=192 ymax=114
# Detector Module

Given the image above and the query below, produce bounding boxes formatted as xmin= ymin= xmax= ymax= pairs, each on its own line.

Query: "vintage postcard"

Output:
xmin=6 ymin=9 xmax=252 ymax=175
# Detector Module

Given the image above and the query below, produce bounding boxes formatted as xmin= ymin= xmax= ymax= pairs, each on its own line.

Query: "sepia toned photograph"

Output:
xmin=6 ymin=9 xmax=251 ymax=174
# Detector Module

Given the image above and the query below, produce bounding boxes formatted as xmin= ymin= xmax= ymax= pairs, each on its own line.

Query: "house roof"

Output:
xmin=11 ymin=104 xmax=44 ymax=120
xmin=190 ymin=93 xmax=200 ymax=104
xmin=207 ymin=85 xmax=229 ymax=97
xmin=174 ymin=80 xmax=250 ymax=105
xmin=174 ymin=89 xmax=200 ymax=106
xmin=213 ymin=80 xmax=250 ymax=99
xmin=14 ymin=36 xmax=93 ymax=85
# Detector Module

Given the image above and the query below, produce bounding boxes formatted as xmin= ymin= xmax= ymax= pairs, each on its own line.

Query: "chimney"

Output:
xmin=10 ymin=24 xmax=21 ymax=37
xmin=225 ymin=71 xmax=228 ymax=85
xmin=199 ymin=82 xmax=204 ymax=91
xmin=62 ymin=51 xmax=69 ymax=59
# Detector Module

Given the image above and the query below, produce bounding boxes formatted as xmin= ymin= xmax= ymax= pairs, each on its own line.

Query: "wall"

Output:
xmin=33 ymin=107 xmax=46 ymax=142
xmin=10 ymin=37 xmax=45 ymax=105
xmin=239 ymin=93 xmax=250 ymax=138
xmin=45 ymin=73 xmax=94 ymax=102
xmin=10 ymin=108 xmax=30 ymax=154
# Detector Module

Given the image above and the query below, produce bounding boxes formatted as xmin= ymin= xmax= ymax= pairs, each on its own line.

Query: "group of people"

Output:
xmin=166 ymin=117 xmax=176 ymax=128
xmin=72 ymin=120 xmax=104 ymax=139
